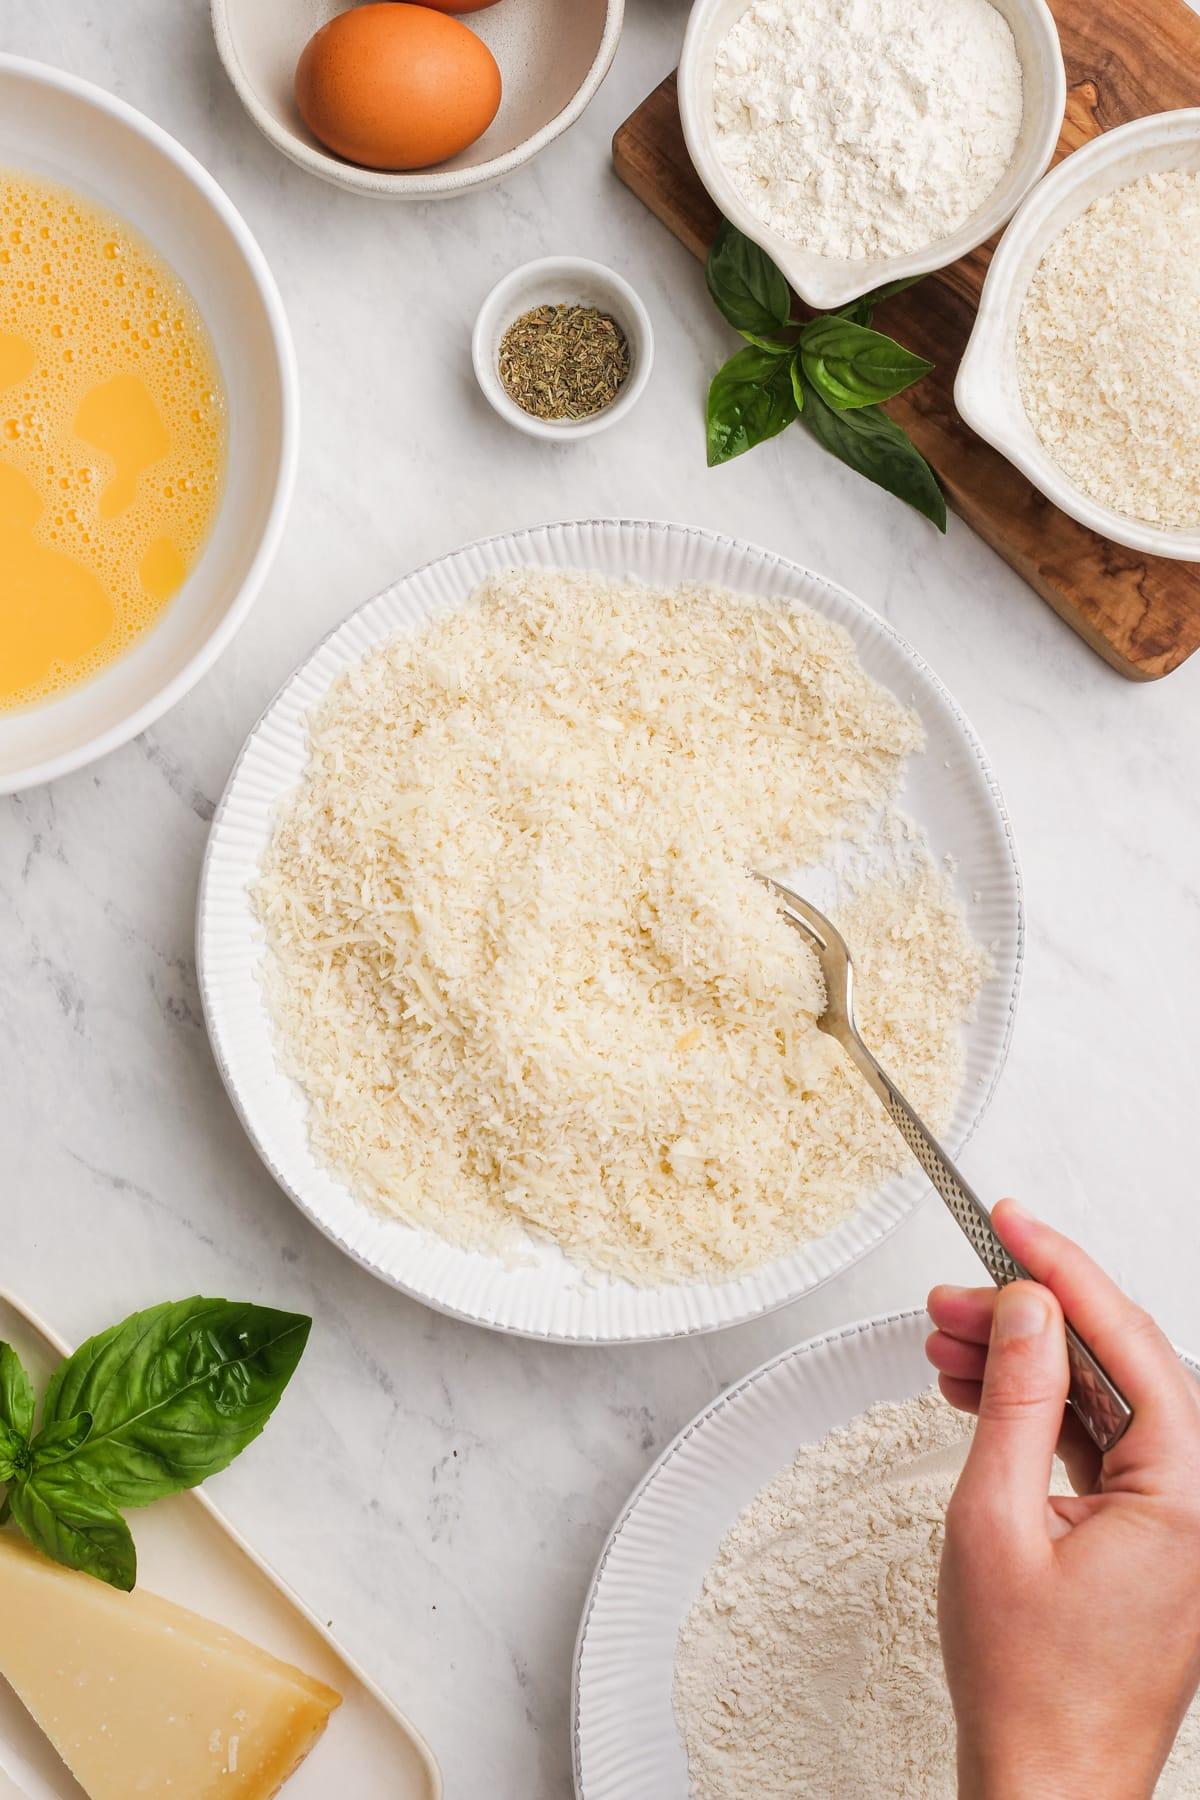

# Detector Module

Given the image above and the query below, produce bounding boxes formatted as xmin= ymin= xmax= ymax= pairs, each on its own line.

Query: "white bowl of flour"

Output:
xmin=573 ymin=1311 xmax=1200 ymax=1798
xmin=679 ymin=0 xmax=1065 ymax=312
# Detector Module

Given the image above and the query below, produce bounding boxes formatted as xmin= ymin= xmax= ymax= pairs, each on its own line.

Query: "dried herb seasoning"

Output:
xmin=498 ymin=303 xmax=630 ymax=421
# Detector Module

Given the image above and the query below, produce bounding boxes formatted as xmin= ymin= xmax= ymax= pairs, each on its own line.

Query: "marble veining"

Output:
xmin=2 ymin=1 xmax=1199 ymax=1794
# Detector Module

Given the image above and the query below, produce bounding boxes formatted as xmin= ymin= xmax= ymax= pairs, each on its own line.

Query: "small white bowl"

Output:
xmin=0 ymin=54 xmax=297 ymax=795
xmin=211 ymin=0 xmax=623 ymax=201
xmin=957 ymin=109 xmax=1200 ymax=560
xmin=677 ymin=0 xmax=1066 ymax=312
xmin=472 ymin=257 xmax=654 ymax=440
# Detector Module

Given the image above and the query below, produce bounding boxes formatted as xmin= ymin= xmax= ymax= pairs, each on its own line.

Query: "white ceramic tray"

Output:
xmin=0 ymin=1290 xmax=441 ymax=1800
xmin=197 ymin=518 xmax=1023 ymax=1343
xmin=571 ymin=1310 xmax=1198 ymax=1797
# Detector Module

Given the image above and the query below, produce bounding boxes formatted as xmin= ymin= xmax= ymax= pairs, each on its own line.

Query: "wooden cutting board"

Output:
xmin=613 ymin=1 xmax=1200 ymax=680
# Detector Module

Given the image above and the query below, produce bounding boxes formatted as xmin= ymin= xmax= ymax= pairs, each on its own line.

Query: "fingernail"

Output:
xmin=994 ymin=1286 xmax=1051 ymax=1340
xmin=1000 ymin=1198 xmax=1034 ymax=1223
xmin=933 ymin=1284 xmax=971 ymax=1297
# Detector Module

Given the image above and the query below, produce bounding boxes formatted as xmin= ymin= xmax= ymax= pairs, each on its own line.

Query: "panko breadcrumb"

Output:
xmin=252 ymin=569 xmax=990 ymax=1284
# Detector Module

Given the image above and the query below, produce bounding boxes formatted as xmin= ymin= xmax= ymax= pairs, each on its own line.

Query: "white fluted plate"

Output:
xmin=571 ymin=1310 xmax=1200 ymax=1796
xmin=573 ymin=1310 xmax=931 ymax=1797
xmin=197 ymin=519 xmax=1022 ymax=1342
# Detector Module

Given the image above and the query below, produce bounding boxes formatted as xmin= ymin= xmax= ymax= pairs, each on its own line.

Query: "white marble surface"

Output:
xmin=2 ymin=3 xmax=1199 ymax=1795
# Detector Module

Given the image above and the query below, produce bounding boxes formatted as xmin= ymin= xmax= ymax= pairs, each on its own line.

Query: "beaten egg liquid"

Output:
xmin=0 ymin=170 xmax=226 ymax=712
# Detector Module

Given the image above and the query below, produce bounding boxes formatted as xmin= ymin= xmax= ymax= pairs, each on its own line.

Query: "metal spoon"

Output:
xmin=761 ymin=873 xmax=1132 ymax=1454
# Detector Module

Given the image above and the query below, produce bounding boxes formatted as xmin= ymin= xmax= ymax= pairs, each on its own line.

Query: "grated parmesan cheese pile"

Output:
xmin=253 ymin=569 xmax=990 ymax=1285
xmin=1017 ymin=169 xmax=1200 ymax=527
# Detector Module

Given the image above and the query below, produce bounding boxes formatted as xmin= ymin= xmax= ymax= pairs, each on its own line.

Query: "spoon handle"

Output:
xmin=847 ymin=1035 xmax=1133 ymax=1454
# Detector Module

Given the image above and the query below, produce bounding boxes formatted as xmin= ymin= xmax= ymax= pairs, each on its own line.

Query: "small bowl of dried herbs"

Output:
xmin=472 ymin=256 xmax=653 ymax=439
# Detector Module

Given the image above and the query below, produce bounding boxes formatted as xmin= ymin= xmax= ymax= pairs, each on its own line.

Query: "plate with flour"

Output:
xmin=198 ymin=519 xmax=1021 ymax=1343
xmin=571 ymin=1312 xmax=1200 ymax=1797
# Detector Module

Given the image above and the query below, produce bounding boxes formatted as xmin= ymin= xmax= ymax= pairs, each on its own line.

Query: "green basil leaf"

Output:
xmin=864 ymin=273 xmax=924 ymax=307
xmin=0 ymin=1419 xmax=28 ymax=1484
xmin=790 ymin=351 xmax=806 ymax=414
xmin=31 ymin=1412 xmax=92 ymax=1469
xmin=40 ymin=1299 xmax=311 ymax=1508
xmin=801 ymin=317 xmax=933 ymax=409
xmin=738 ymin=330 xmax=794 ymax=353
xmin=705 ymin=222 xmax=790 ymax=336
xmin=836 ymin=275 xmax=925 ymax=326
xmin=707 ymin=345 xmax=799 ymax=466
xmin=0 ymin=1342 xmax=34 ymax=1442
xmin=9 ymin=1465 xmax=137 ymax=1591
xmin=800 ymin=380 xmax=947 ymax=530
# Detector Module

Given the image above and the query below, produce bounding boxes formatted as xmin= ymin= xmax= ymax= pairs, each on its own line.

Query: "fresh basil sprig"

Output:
xmin=0 ymin=1342 xmax=33 ymax=1522
xmin=705 ymin=220 xmax=791 ymax=337
xmin=0 ymin=1342 xmax=34 ymax=1443
xmin=10 ymin=1466 xmax=135 ymax=1591
xmin=708 ymin=344 xmax=799 ymax=465
xmin=0 ymin=1298 xmax=311 ymax=1591
xmin=0 ymin=1422 xmax=26 ymax=1485
xmin=835 ymin=274 xmax=924 ymax=326
xmin=703 ymin=224 xmax=946 ymax=531
xmin=800 ymin=383 xmax=946 ymax=530
xmin=800 ymin=316 xmax=933 ymax=411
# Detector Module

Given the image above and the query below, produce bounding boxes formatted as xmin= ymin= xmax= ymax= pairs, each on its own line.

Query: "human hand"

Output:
xmin=926 ymin=1200 xmax=1200 ymax=1799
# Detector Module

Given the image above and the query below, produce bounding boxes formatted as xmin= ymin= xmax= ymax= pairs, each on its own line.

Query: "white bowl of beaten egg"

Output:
xmin=678 ymin=0 xmax=1066 ymax=312
xmin=0 ymin=55 xmax=297 ymax=794
xmin=957 ymin=110 xmax=1200 ymax=561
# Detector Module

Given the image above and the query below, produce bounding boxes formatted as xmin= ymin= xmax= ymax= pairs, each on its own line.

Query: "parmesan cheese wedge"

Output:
xmin=0 ymin=1532 xmax=341 ymax=1798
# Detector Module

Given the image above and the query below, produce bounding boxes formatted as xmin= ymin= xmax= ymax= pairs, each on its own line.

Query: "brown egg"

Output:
xmin=295 ymin=4 xmax=502 ymax=171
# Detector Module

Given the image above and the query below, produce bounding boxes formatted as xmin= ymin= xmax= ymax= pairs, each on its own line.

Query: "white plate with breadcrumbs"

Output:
xmin=197 ymin=519 xmax=1022 ymax=1343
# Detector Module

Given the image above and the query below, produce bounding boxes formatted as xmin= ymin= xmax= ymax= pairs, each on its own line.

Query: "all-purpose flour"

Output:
xmin=711 ymin=0 xmax=1024 ymax=261
xmin=673 ymin=1390 xmax=1200 ymax=1798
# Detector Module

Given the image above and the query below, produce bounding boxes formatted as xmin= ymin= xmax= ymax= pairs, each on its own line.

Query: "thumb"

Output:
xmin=955 ymin=1281 xmax=1068 ymax=1540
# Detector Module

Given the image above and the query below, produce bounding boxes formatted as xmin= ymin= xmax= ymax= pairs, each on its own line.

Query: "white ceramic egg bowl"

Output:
xmin=0 ymin=54 xmax=297 ymax=795
xmin=677 ymin=0 xmax=1066 ymax=312
xmin=957 ymin=109 xmax=1200 ymax=561
xmin=211 ymin=0 xmax=623 ymax=199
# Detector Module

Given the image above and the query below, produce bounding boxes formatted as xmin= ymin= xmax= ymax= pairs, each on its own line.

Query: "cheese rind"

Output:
xmin=0 ymin=1532 xmax=341 ymax=1798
